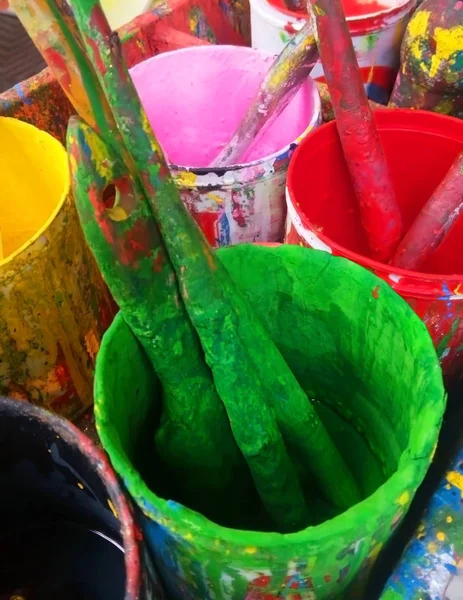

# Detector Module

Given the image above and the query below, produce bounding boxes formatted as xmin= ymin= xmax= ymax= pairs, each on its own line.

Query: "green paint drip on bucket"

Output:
xmin=95 ymin=244 xmax=446 ymax=599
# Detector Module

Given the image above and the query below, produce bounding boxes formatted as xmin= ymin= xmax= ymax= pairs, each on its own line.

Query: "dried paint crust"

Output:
xmin=95 ymin=244 xmax=445 ymax=600
xmin=390 ymin=0 xmax=463 ymax=117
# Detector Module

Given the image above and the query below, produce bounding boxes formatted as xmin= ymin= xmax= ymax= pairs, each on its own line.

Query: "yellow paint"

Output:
xmin=184 ymin=532 xmax=194 ymax=541
xmin=447 ymin=470 xmax=463 ymax=497
xmin=244 ymin=546 xmax=258 ymax=554
xmin=447 ymin=516 xmax=453 ymax=523
xmin=108 ymin=499 xmax=119 ymax=518
xmin=0 ymin=118 xmax=68 ymax=262
xmin=429 ymin=25 xmax=463 ymax=78
xmin=397 ymin=491 xmax=410 ymax=506
xmin=437 ymin=532 xmax=446 ymax=541
xmin=77 ymin=482 xmax=84 ymax=490
xmin=176 ymin=171 xmax=197 ymax=187
xmin=0 ymin=117 xmax=115 ymax=419
xmin=407 ymin=10 xmax=431 ymax=63
xmin=428 ymin=541 xmax=438 ymax=553
xmin=101 ymin=0 xmax=151 ymax=30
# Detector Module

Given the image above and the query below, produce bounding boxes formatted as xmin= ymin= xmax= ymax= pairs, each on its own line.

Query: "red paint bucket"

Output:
xmin=286 ymin=109 xmax=463 ymax=383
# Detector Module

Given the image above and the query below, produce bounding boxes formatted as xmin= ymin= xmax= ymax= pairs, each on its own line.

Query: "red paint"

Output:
xmin=372 ymin=285 xmax=380 ymax=299
xmin=287 ymin=108 xmax=463 ymax=383
xmin=86 ymin=35 xmax=107 ymax=76
xmin=268 ymin=0 xmax=410 ymax=23
xmin=308 ymin=0 xmax=402 ymax=262
xmin=284 ymin=21 xmax=298 ymax=34
xmin=391 ymin=150 xmax=463 ymax=270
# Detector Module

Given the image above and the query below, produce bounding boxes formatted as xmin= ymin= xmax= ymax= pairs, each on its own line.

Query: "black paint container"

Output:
xmin=0 ymin=397 xmax=165 ymax=600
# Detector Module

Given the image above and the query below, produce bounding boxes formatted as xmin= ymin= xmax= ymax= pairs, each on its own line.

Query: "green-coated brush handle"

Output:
xmin=69 ymin=0 xmax=360 ymax=514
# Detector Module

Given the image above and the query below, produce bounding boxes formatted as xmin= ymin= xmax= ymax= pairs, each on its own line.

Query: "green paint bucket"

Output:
xmin=94 ymin=244 xmax=445 ymax=599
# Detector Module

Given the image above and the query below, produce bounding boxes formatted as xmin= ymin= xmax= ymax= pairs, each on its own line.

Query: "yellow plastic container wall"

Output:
xmin=0 ymin=117 xmax=116 ymax=419
xmin=101 ymin=0 xmax=153 ymax=30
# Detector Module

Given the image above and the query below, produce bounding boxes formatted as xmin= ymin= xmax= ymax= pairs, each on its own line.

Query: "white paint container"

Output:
xmin=250 ymin=0 xmax=418 ymax=104
xmin=130 ymin=45 xmax=322 ymax=247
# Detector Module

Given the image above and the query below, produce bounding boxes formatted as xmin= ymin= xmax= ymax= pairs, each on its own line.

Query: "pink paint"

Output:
xmin=129 ymin=45 xmax=316 ymax=167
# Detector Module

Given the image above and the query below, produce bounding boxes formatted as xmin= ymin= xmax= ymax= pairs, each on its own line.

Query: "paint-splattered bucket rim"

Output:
xmin=286 ymin=108 xmax=463 ymax=296
xmin=95 ymin=244 xmax=445 ymax=551
xmin=0 ymin=117 xmax=69 ymax=269
xmin=250 ymin=0 xmax=417 ymax=32
xmin=0 ymin=396 xmax=142 ymax=600
xmin=130 ymin=45 xmax=322 ymax=174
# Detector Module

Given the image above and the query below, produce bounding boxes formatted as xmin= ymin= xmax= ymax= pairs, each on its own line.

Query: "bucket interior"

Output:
xmin=0 ymin=399 xmax=126 ymax=599
xmin=0 ymin=117 xmax=68 ymax=263
xmin=130 ymin=46 xmax=318 ymax=167
xmin=288 ymin=110 xmax=463 ymax=276
xmin=96 ymin=244 xmax=443 ymax=543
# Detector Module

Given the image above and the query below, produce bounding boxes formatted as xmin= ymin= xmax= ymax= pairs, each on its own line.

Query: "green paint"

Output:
xmin=69 ymin=0 xmax=360 ymax=526
xmin=68 ymin=118 xmax=252 ymax=523
xmin=95 ymin=244 xmax=445 ymax=599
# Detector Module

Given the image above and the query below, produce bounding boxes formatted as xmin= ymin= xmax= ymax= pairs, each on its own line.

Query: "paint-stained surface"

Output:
xmin=0 ymin=117 xmax=115 ymax=419
xmin=381 ymin=443 xmax=463 ymax=600
xmin=390 ymin=0 xmax=463 ymax=118
xmin=286 ymin=109 xmax=463 ymax=383
xmin=0 ymin=396 xmax=165 ymax=599
xmin=95 ymin=244 xmax=445 ymax=600
xmin=250 ymin=0 xmax=416 ymax=104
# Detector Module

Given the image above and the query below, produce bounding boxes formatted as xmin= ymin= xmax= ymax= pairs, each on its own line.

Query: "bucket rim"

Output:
xmin=250 ymin=0 xmax=416 ymax=32
xmin=95 ymin=244 xmax=445 ymax=551
xmin=0 ymin=117 xmax=69 ymax=269
xmin=286 ymin=108 xmax=463 ymax=291
xmin=0 ymin=395 xmax=142 ymax=599
xmin=129 ymin=45 xmax=322 ymax=173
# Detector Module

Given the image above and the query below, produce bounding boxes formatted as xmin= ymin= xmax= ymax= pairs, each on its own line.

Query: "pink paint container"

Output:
xmin=249 ymin=0 xmax=417 ymax=104
xmin=286 ymin=109 xmax=463 ymax=385
xmin=130 ymin=45 xmax=321 ymax=247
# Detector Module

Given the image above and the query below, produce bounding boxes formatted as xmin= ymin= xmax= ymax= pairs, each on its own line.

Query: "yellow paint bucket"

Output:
xmin=0 ymin=117 xmax=116 ymax=419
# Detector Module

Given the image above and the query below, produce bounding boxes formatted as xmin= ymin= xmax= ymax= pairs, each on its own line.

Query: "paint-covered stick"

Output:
xmin=67 ymin=118 xmax=255 ymax=521
xmin=308 ymin=0 xmax=402 ymax=262
xmin=10 ymin=0 xmax=115 ymax=141
xmin=391 ymin=150 xmax=463 ymax=270
xmin=210 ymin=21 xmax=319 ymax=167
xmin=70 ymin=0 xmax=361 ymax=514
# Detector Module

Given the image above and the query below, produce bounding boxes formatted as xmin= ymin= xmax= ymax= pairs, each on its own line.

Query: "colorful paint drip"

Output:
xmin=389 ymin=0 xmax=463 ymax=118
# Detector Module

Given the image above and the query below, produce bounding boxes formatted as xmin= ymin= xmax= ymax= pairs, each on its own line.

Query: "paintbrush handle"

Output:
xmin=211 ymin=21 xmax=319 ymax=167
xmin=308 ymin=0 xmax=402 ymax=262
xmin=68 ymin=117 xmax=252 ymax=519
xmin=10 ymin=0 xmax=117 ymax=142
xmin=391 ymin=150 xmax=463 ymax=270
